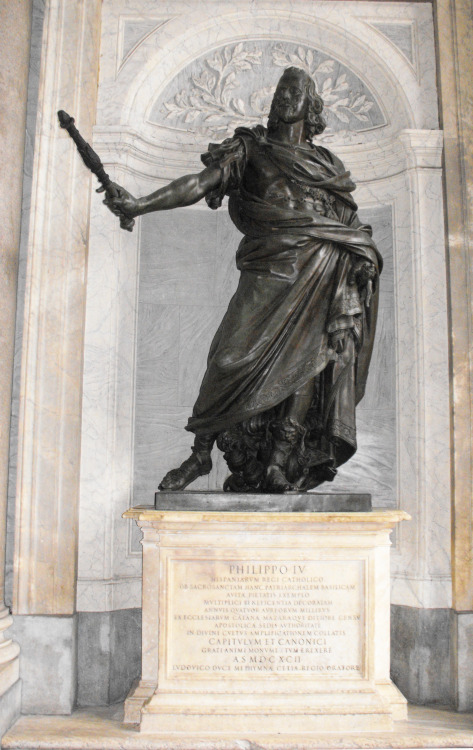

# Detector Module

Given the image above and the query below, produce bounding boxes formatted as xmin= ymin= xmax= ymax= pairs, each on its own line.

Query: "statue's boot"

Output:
xmin=265 ymin=463 xmax=293 ymax=493
xmin=265 ymin=418 xmax=302 ymax=493
xmin=158 ymin=434 xmax=215 ymax=491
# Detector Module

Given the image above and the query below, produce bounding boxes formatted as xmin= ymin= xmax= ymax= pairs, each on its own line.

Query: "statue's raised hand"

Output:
xmin=97 ymin=182 xmax=137 ymax=231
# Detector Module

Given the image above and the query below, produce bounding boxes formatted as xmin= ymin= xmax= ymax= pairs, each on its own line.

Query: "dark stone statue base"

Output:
xmin=154 ymin=491 xmax=371 ymax=513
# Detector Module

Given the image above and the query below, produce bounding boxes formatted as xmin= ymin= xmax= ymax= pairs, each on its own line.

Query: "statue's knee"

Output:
xmin=292 ymin=378 xmax=315 ymax=401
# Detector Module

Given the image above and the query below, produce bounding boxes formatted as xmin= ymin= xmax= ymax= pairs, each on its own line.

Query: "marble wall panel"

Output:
xmin=390 ymin=605 xmax=454 ymax=706
xmin=455 ymin=613 xmax=473 ymax=711
xmin=370 ymin=23 xmax=415 ymax=66
xmin=135 ymin=304 xmax=179 ymax=406
xmin=354 ymin=155 xmax=451 ymax=610
xmin=178 ymin=306 xmax=228 ymax=408
xmin=77 ymin=609 xmax=141 ymax=707
xmin=78 ymin=199 xmax=143 ymax=610
xmin=133 ymin=407 xmax=209 ymax=510
xmin=139 ymin=208 xmax=218 ymax=306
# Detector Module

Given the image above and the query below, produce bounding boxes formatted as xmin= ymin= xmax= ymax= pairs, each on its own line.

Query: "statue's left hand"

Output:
xmin=349 ymin=259 xmax=376 ymax=287
xmin=349 ymin=259 xmax=377 ymax=307
xmin=329 ymin=329 xmax=348 ymax=354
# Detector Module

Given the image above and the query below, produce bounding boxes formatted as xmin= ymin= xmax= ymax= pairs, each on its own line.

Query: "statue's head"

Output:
xmin=267 ymin=67 xmax=326 ymax=142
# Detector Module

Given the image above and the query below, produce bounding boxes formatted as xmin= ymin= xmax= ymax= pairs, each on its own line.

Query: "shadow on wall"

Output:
xmin=77 ymin=609 xmax=142 ymax=707
xmin=390 ymin=605 xmax=454 ymax=707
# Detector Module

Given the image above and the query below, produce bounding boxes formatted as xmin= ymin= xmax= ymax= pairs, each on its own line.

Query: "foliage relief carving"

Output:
xmin=156 ymin=42 xmax=384 ymax=139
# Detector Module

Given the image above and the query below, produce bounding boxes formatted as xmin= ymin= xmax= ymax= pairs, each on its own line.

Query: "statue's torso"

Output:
xmin=241 ymin=137 xmax=336 ymax=217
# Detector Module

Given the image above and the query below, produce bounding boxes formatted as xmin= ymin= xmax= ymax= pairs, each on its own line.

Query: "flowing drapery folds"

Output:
xmin=186 ymin=127 xmax=382 ymax=489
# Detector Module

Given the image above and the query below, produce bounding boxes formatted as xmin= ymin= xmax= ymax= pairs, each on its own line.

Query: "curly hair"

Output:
xmin=267 ymin=67 xmax=326 ymax=142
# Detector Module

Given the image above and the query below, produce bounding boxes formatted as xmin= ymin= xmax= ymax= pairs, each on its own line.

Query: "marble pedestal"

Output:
xmin=124 ymin=497 xmax=408 ymax=738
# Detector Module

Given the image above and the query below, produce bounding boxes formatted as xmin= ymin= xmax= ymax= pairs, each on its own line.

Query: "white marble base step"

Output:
xmin=2 ymin=704 xmax=473 ymax=749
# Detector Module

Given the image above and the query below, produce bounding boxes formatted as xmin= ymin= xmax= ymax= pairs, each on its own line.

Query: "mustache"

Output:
xmin=274 ymin=98 xmax=296 ymax=107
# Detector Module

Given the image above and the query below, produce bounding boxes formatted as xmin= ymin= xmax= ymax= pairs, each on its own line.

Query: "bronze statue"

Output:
xmin=103 ymin=67 xmax=382 ymax=493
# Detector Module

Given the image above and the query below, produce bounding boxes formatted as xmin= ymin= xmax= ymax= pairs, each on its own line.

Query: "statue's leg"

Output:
xmin=158 ymin=433 xmax=216 ymax=491
xmin=265 ymin=379 xmax=315 ymax=492
xmin=284 ymin=379 xmax=315 ymax=424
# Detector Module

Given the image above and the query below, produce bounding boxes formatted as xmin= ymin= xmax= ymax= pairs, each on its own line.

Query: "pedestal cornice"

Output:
xmin=124 ymin=504 xmax=410 ymax=529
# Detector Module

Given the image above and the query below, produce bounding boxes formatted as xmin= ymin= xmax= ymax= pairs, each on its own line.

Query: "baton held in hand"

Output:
xmin=57 ymin=110 xmax=135 ymax=232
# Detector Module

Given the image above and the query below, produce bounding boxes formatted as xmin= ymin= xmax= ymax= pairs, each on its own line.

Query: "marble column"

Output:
xmin=0 ymin=0 xmax=32 ymax=735
xmin=435 ymin=0 xmax=473 ymax=711
xmin=11 ymin=0 xmax=101 ymax=714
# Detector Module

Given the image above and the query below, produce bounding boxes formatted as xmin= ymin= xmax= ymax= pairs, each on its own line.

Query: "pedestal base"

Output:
xmin=139 ymin=689 xmax=401 ymax=734
xmin=124 ymin=498 xmax=409 ymax=738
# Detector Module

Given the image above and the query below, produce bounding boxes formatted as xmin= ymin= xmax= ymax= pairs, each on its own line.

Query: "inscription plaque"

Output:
xmin=167 ymin=558 xmax=364 ymax=679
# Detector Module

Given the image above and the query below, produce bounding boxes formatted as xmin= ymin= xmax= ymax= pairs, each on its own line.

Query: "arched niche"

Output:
xmin=78 ymin=1 xmax=449 ymax=618
xmin=93 ymin=5 xmax=438 ymax=177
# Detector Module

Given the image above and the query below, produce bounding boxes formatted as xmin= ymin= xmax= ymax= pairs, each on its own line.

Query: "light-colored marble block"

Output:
xmin=124 ymin=505 xmax=408 ymax=737
xmin=11 ymin=615 xmax=77 ymax=715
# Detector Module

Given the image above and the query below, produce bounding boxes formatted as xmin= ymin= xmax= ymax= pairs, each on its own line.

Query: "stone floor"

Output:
xmin=2 ymin=704 xmax=473 ymax=749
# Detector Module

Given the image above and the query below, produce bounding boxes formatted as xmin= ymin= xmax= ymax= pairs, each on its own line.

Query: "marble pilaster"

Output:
xmin=9 ymin=0 xmax=102 ymax=716
xmin=0 ymin=0 xmax=32 ymax=734
xmin=12 ymin=0 xmax=101 ymax=616
xmin=435 ymin=0 xmax=473 ymax=710
xmin=435 ymin=0 xmax=473 ymax=613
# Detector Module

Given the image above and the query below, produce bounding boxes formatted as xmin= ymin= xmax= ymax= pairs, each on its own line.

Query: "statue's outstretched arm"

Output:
xmin=100 ymin=164 xmax=222 ymax=219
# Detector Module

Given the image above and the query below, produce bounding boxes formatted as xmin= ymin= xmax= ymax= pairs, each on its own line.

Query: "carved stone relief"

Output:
xmin=150 ymin=41 xmax=386 ymax=142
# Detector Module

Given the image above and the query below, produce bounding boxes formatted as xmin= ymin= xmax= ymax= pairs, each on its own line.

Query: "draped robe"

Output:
xmin=186 ymin=126 xmax=382 ymax=475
